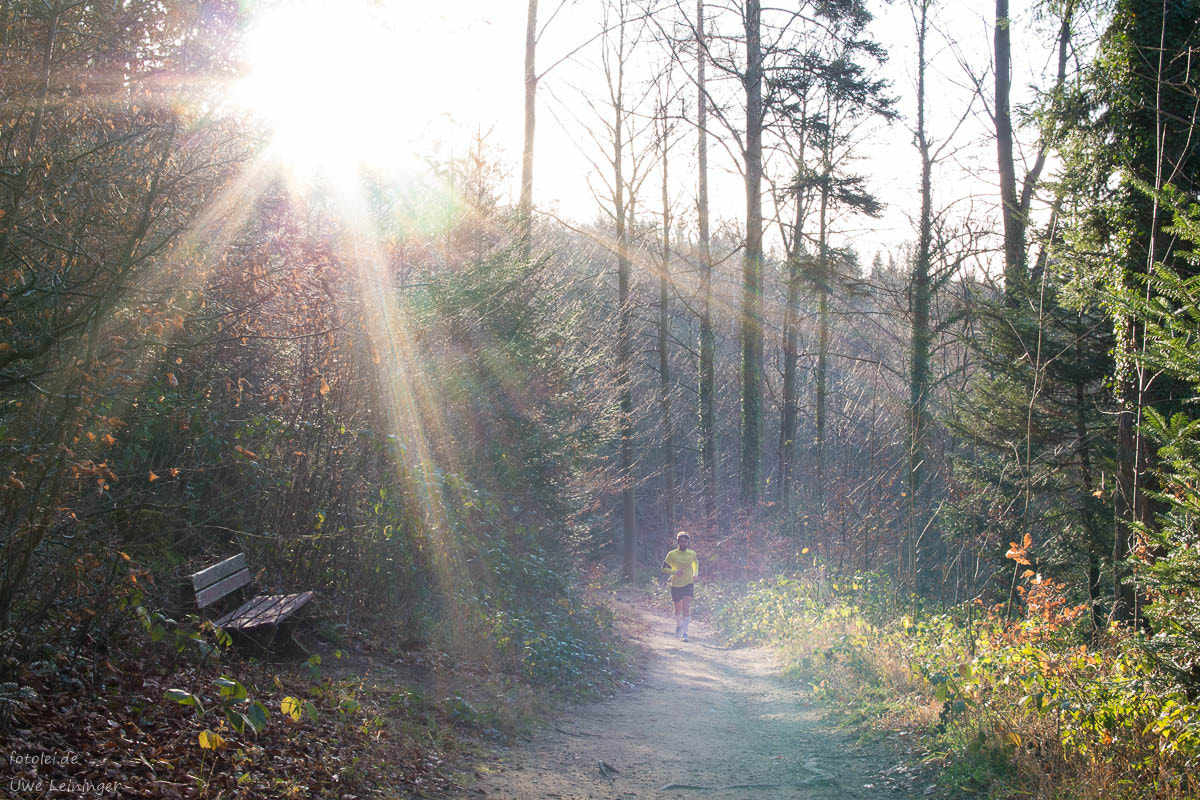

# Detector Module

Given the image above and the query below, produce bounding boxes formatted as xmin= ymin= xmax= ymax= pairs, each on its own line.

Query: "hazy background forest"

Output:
xmin=2 ymin=0 xmax=1200 ymax=797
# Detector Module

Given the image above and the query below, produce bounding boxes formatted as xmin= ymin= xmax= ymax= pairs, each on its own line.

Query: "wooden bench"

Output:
xmin=190 ymin=553 xmax=314 ymax=654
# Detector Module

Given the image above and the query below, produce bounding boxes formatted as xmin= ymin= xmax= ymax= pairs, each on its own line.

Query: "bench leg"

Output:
xmin=228 ymin=618 xmax=310 ymax=659
xmin=231 ymin=627 xmax=274 ymax=659
xmin=289 ymin=626 xmax=311 ymax=657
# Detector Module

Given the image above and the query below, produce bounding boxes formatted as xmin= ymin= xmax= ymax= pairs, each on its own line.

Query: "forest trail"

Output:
xmin=460 ymin=603 xmax=922 ymax=799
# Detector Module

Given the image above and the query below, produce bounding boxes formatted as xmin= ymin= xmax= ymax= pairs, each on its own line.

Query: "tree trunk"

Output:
xmin=779 ymin=98 xmax=809 ymax=523
xmin=697 ymin=0 xmax=717 ymax=526
xmin=659 ymin=124 xmax=676 ymax=543
xmin=520 ymin=0 xmax=537 ymax=257
xmin=779 ymin=195 xmax=804 ymax=519
xmin=1113 ymin=397 xmax=1142 ymax=621
xmin=814 ymin=176 xmax=830 ymax=513
xmin=1074 ymin=357 xmax=1106 ymax=631
xmin=614 ymin=46 xmax=636 ymax=580
xmin=995 ymin=0 xmax=1024 ymax=303
xmin=740 ymin=0 xmax=763 ymax=509
xmin=998 ymin=0 xmax=1075 ymax=306
xmin=907 ymin=0 xmax=934 ymax=594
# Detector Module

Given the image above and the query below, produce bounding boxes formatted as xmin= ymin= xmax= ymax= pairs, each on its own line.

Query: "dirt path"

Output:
xmin=459 ymin=604 xmax=919 ymax=799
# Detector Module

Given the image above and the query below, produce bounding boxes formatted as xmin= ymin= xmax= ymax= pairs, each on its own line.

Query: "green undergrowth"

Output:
xmin=459 ymin=538 xmax=631 ymax=702
xmin=712 ymin=573 xmax=1200 ymax=800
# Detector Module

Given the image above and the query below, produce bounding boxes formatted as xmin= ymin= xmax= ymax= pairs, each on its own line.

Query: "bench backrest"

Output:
xmin=190 ymin=553 xmax=252 ymax=609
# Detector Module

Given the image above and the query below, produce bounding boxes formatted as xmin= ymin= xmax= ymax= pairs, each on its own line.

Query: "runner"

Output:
xmin=662 ymin=531 xmax=698 ymax=641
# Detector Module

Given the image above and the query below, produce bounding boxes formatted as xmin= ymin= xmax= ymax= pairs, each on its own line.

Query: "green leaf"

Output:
xmin=303 ymin=700 xmax=319 ymax=723
xmin=216 ymin=677 xmax=248 ymax=701
xmin=165 ymin=689 xmax=198 ymax=707
xmin=246 ymin=702 xmax=269 ymax=733
xmin=225 ymin=709 xmax=247 ymax=733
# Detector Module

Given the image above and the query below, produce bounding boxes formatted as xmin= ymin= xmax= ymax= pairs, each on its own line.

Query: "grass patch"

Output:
xmin=709 ymin=572 xmax=1200 ymax=800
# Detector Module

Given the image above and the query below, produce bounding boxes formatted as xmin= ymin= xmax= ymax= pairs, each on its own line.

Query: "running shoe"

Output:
xmin=681 ymin=633 xmax=688 ymax=642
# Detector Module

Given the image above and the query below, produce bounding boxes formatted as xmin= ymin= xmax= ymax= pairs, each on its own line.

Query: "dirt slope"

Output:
xmin=459 ymin=603 xmax=918 ymax=799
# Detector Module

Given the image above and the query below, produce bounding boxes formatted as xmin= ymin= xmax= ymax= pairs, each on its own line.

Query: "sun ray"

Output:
xmin=310 ymin=165 xmax=484 ymax=642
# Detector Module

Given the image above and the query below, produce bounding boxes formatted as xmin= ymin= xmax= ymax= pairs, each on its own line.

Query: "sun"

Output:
xmin=234 ymin=0 xmax=427 ymax=178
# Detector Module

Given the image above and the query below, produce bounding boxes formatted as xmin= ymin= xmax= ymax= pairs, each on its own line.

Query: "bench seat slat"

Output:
xmin=214 ymin=591 xmax=314 ymax=632
xmin=194 ymin=568 xmax=252 ymax=609
xmin=190 ymin=553 xmax=248 ymax=592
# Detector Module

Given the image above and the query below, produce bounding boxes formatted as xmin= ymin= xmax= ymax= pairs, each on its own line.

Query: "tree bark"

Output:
xmin=995 ymin=0 xmax=1024 ymax=303
xmin=779 ymin=89 xmax=809 ymax=522
xmin=740 ymin=0 xmax=763 ymax=509
xmin=814 ymin=170 xmax=830 ymax=513
xmin=997 ymin=0 xmax=1076 ymax=304
xmin=612 ymin=18 xmax=636 ymax=580
xmin=1113 ymin=392 xmax=1143 ymax=621
xmin=907 ymin=0 xmax=934 ymax=594
xmin=520 ymin=0 xmax=538 ymax=257
xmin=779 ymin=190 xmax=804 ymax=518
xmin=659 ymin=118 xmax=676 ymax=544
xmin=697 ymin=0 xmax=717 ymax=526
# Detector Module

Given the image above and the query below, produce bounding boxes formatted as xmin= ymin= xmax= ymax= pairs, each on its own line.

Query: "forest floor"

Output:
xmin=455 ymin=600 xmax=941 ymax=800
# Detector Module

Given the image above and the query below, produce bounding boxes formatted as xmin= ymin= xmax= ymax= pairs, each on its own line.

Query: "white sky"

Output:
xmin=239 ymin=1 xmax=1082 ymax=271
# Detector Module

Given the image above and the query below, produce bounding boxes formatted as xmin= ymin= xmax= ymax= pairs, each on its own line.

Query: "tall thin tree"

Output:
xmin=696 ymin=0 xmax=718 ymax=526
xmin=908 ymin=0 xmax=934 ymax=594
xmin=740 ymin=0 xmax=764 ymax=508
xmin=657 ymin=100 xmax=677 ymax=545
xmin=778 ymin=96 xmax=810 ymax=520
xmin=520 ymin=0 xmax=538 ymax=257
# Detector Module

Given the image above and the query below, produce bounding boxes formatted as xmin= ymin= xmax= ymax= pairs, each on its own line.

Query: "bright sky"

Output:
xmin=234 ymin=0 xmax=1077 ymax=271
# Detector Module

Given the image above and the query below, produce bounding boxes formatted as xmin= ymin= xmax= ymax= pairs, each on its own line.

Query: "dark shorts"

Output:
xmin=671 ymin=583 xmax=694 ymax=602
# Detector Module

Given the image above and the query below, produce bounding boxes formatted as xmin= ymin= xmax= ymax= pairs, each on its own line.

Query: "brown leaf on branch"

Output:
xmin=1006 ymin=533 xmax=1033 ymax=565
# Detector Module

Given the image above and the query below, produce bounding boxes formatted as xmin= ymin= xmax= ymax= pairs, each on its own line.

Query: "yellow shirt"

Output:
xmin=662 ymin=548 xmax=698 ymax=588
